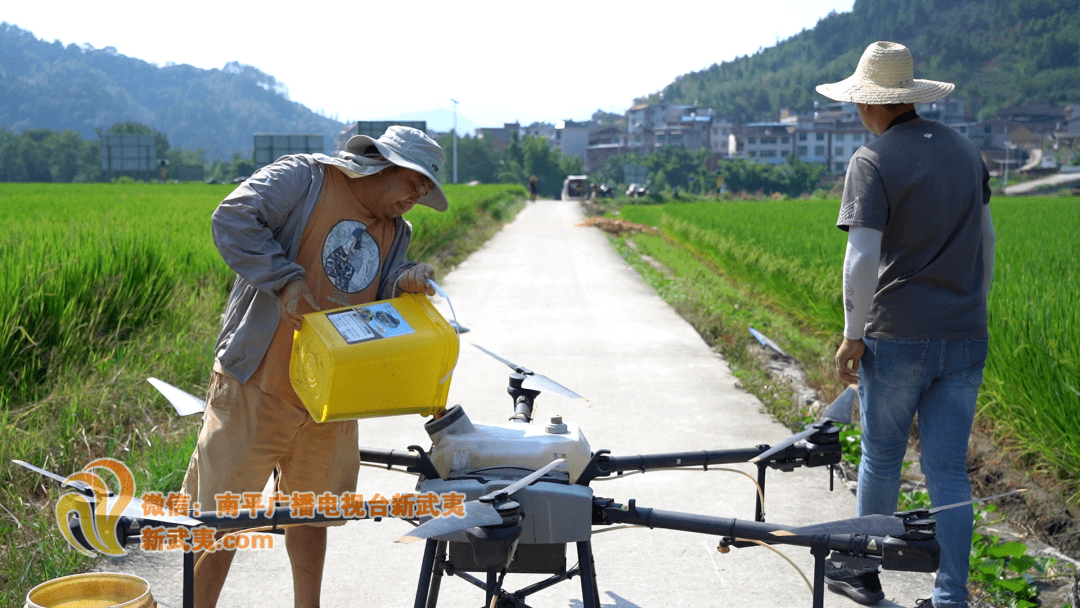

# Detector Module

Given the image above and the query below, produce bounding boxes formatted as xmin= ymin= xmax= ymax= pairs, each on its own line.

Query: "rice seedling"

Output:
xmin=979 ymin=197 xmax=1080 ymax=500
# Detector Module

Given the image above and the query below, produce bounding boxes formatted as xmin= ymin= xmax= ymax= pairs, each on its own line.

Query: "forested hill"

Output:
xmin=0 ymin=23 xmax=345 ymax=161
xmin=657 ymin=0 xmax=1080 ymax=123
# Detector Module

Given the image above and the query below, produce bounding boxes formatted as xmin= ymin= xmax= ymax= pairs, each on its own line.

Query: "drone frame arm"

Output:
xmin=576 ymin=440 xmax=842 ymax=487
xmin=358 ymin=445 xmax=441 ymax=480
xmin=577 ymin=448 xmax=762 ymax=486
xmin=592 ymin=496 xmax=939 ymax=574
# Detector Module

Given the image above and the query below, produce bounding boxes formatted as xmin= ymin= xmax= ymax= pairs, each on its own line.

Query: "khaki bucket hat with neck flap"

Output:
xmin=346 ymin=126 xmax=450 ymax=212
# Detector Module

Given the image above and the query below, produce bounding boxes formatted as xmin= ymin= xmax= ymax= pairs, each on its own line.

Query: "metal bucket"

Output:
xmin=25 ymin=573 xmax=155 ymax=608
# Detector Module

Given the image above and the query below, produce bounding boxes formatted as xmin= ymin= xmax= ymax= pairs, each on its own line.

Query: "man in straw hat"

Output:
xmin=182 ymin=126 xmax=449 ymax=608
xmin=821 ymin=42 xmax=995 ymax=608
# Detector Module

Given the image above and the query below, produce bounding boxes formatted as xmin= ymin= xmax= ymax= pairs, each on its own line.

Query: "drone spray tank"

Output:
xmin=416 ymin=405 xmax=595 ymax=574
xmin=424 ymin=405 xmax=592 ymax=483
xmin=407 ymin=343 xmax=597 ymax=576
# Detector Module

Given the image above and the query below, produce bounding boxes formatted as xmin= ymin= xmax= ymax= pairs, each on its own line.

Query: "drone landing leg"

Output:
xmin=576 ymin=541 xmax=601 ymax=608
xmin=183 ymin=547 xmax=194 ymax=608
xmin=413 ymin=539 xmax=435 ymax=608
xmin=811 ymin=546 xmax=828 ymax=608
xmin=485 ymin=569 xmax=498 ymax=607
xmin=426 ymin=541 xmax=447 ymax=608
xmin=414 ymin=539 xmax=445 ymax=608
xmin=754 ymin=464 xmax=768 ymax=522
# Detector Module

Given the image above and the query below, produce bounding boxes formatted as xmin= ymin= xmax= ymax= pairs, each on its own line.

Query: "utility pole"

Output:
xmin=450 ymin=98 xmax=459 ymax=184
xmin=1003 ymin=142 xmax=1015 ymax=194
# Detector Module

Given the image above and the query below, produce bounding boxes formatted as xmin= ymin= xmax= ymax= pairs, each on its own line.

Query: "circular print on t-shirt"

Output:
xmin=322 ymin=221 xmax=380 ymax=293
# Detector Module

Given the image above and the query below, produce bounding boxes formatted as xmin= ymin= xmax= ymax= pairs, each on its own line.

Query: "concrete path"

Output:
xmin=98 ymin=198 xmax=933 ymax=607
xmin=1003 ymin=170 xmax=1080 ymax=195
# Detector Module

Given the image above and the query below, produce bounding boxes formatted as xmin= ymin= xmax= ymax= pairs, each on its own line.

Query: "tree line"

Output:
xmin=432 ymin=132 xmax=585 ymax=198
xmin=0 ymin=123 xmax=592 ymax=196
xmin=586 ymin=146 xmax=827 ymax=199
xmin=0 ymin=122 xmax=256 ymax=183
xmin=1 ymin=120 xmax=831 ymax=198
xmin=427 ymin=134 xmax=827 ymax=199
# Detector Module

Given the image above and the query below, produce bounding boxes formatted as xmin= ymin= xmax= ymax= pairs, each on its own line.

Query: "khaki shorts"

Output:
xmin=181 ymin=371 xmax=360 ymax=527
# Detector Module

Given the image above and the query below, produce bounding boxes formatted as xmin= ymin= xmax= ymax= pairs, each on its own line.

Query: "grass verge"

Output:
xmin=605 ymin=209 xmax=1078 ymax=608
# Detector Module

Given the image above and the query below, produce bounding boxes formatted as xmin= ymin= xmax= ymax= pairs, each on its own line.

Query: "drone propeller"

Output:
xmin=471 ymin=344 xmax=586 ymax=401
xmin=11 ymin=459 xmax=201 ymax=527
xmin=479 ymin=458 xmax=567 ymax=502
xmin=900 ymin=489 xmax=1026 ymax=518
xmin=751 ymin=386 xmax=856 ymax=463
xmin=102 ymin=495 xmax=202 ymax=527
xmin=772 ymin=513 xmax=906 ymax=538
xmin=819 ymin=386 xmax=858 ymax=425
xmin=398 ymin=458 xmax=566 ymax=543
xmin=772 ymin=489 xmax=1027 ymax=538
xmin=12 ymin=459 xmax=94 ymax=494
xmin=147 ymin=377 xmax=206 ymax=416
xmin=397 ymin=499 xmax=505 ymax=544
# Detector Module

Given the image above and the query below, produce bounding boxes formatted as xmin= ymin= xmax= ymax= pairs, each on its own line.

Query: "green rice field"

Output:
xmin=620 ymin=196 xmax=1080 ymax=503
xmin=0 ymin=184 xmax=229 ymax=406
xmin=0 ymin=182 xmax=524 ymax=407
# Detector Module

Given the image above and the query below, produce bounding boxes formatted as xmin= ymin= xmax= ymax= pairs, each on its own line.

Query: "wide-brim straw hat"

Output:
xmin=816 ymin=41 xmax=954 ymax=104
xmin=345 ymin=126 xmax=449 ymax=212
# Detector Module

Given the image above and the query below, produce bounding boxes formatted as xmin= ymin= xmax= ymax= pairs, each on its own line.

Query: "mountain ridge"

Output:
xmin=1 ymin=23 xmax=342 ymax=161
xmin=653 ymin=0 xmax=1079 ymax=123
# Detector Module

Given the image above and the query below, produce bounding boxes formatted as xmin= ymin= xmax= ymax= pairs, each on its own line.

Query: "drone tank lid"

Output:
xmin=546 ymin=415 xmax=569 ymax=434
xmin=425 ymin=403 xmax=472 ymax=436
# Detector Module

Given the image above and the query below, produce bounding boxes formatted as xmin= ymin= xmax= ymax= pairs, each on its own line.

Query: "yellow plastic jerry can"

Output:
xmin=290 ymin=293 xmax=459 ymax=422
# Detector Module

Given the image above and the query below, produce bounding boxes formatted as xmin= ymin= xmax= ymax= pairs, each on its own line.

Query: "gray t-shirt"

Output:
xmin=837 ymin=118 xmax=991 ymax=339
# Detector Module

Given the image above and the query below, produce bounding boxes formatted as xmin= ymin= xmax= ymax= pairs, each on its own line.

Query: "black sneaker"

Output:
xmin=913 ymin=600 xmax=934 ymax=608
xmin=824 ymin=561 xmax=885 ymax=605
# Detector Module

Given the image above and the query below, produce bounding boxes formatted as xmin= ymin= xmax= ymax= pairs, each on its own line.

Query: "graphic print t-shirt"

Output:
xmin=250 ymin=166 xmax=397 ymax=405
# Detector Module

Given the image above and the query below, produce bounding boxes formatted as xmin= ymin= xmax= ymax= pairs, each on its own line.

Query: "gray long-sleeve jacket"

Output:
xmin=211 ymin=153 xmax=417 ymax=383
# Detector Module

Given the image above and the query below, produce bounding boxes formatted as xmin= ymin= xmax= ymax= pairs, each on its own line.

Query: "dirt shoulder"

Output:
xmin=966 ymin=427 xmax=1080 ymax=561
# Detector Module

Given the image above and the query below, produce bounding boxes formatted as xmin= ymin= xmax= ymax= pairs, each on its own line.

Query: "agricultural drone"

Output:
xmin=15 ymin=280 xmax=1019 ymax=608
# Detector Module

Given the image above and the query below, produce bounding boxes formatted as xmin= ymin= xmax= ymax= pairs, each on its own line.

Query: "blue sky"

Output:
xmin=5 ymin=0 xmax=855 ymax=131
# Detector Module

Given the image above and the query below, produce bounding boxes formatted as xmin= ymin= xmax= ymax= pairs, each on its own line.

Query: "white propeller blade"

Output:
xmin=147 ymin=378 xmax=205 ymax=416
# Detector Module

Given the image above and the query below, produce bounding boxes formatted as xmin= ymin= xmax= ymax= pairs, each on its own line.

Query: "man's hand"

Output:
xmin=398 ymin=264 xmax=436 ymax=296
xmin=278 ymin=279 xmax=319 ymax=331
xmin=835 ymin=338 xmax=865 ymax=385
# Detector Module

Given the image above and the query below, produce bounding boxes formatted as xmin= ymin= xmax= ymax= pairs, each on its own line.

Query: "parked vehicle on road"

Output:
xmin=561 ymin=175 xmax=589 ymax=201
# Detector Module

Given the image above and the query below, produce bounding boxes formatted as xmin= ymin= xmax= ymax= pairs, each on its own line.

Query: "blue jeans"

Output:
xmin=857 ymin=337 xmax=988 ymax=608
